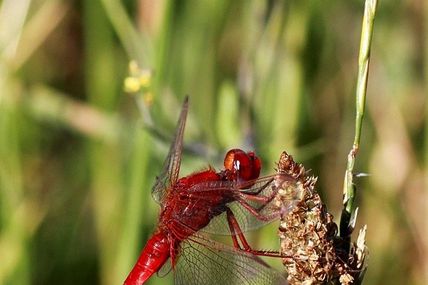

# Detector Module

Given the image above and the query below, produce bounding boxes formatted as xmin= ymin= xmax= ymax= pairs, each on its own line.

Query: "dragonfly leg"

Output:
xmin=239 ymin=188 xmax=277 ymax=204
xmin=240 ymin=178 xmax=274 ymax=195
xmin=239 ymin=193 xmax=271 ymax=203
xmin=226 ymin=207 xmax=251 ymax=250
xmin=225 ymin=207 xmax=283 ymax=258
xmin=235 ymin=197 xmax=279 ymax=222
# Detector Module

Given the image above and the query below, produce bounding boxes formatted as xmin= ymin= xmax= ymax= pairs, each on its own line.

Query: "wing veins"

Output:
xmin=152 ymin=97 xmax=189 ymax=203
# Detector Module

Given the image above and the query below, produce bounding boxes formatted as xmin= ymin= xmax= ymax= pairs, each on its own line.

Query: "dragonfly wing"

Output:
xmin=201 ymin=200 xmax=275 ymax=235
xmin=175 ymin=233 xmax=287 ymax=285
xmin=157 ymin=258 xmax=172 ymax=278
xmin=152 ymin=97 xmax=189 ymax=203
xmin=188 ymin=173 xmax=303 ymax=235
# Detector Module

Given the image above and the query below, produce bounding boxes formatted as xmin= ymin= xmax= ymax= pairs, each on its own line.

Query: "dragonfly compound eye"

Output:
xmin=224 ymin=149 xmax=261 ymax=181
xmin=247 ymin=152 xmax=261 ymax=180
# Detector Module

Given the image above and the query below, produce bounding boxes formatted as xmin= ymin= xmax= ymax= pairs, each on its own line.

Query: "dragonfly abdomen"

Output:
xmin=124 ymin=232 xmax=170 ymax=285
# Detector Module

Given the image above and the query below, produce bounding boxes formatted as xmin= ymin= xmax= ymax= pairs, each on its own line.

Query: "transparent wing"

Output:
xmin=151 ymin=97 xmax=189 ymax=203
xmin=201 ymin=201 xmax=275 ymax=235
xmin=157 ymin=258 xmax=172 ymax=278
xmin=175 ymin=233 xmax=287 ymax=285
xmin=186 ymin=173 xmax=303 ymax=235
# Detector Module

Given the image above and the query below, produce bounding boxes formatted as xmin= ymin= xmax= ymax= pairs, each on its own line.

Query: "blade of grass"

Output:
xmin=0 ymin=1 xmax=33 ymax=284
xmin=84 ymin=1 xmax=123 ymax=284
xmin=27 ymin=84 xmax=122 ymax=143
xmin=11 ymin=0 xmax=70 ymax=70
xmin=100 ymin=0 xmax=152 ymax=65
xmin=0 ymin=0 xmax=31 ymax=60
xmin=424 ymin=0 xmax=428 ymax=282
xmin=0 ymin=92 xmax=32 ymax=285
xmin=115 ymin=127 xmax=152 ymax=282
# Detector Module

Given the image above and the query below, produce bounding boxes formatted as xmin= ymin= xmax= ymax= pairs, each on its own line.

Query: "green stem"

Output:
xmin=100 ymin=0 xmax=151 ymax=65
xmin=340 ymin=0 xmax=378 ymax=239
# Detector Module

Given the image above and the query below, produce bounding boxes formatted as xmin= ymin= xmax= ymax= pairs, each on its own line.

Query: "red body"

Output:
xmin=124 ymin=149 xmax=261 ymax=285
xmin=123 ymin=232 xmax=170 ymax=284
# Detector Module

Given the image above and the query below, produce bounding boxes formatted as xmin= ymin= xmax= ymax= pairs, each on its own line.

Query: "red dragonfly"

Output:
xmin=124 ymin=97 xmax=300 ymax=285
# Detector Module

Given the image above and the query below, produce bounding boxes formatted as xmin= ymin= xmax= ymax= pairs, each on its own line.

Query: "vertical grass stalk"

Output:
xmin=340 ymin=0 xmax=378 ymax=242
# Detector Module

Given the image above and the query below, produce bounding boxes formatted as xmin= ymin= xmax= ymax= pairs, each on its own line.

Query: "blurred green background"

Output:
xmin=0 ymin=0 xmax=426 ymax=284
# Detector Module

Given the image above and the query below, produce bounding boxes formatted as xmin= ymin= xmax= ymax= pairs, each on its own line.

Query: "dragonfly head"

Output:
xmin=223 ymin=149 xmax=261 ymax=182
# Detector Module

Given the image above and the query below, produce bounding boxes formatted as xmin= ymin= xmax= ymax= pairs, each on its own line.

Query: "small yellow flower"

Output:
xmin=124 ymin=77 xmax=141 ymax=93
xmin=124 ymin=60 xmax=152 ymax=93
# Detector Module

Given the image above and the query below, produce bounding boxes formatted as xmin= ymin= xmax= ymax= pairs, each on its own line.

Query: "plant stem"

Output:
xmin=340 ymin=0 xmax=378 ymax=241
xmin=100 ymin=0 xmax=151 ymax=65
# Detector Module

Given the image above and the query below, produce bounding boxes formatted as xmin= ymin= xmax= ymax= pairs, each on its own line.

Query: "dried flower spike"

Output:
xmin=275 ymin=152 xmax=368 ymax=285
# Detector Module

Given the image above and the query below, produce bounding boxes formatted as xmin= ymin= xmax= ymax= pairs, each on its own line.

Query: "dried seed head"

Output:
xmin=275 ymin=152 xmax=368 ymax=285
